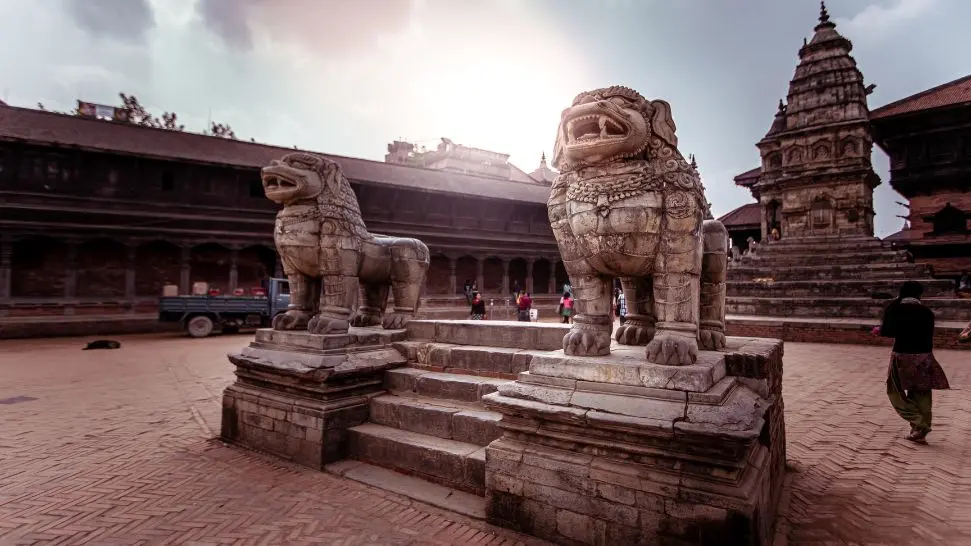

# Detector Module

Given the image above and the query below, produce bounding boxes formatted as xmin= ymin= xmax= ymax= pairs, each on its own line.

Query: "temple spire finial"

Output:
xmin=819 ymin=1 xmax=830 ymax=24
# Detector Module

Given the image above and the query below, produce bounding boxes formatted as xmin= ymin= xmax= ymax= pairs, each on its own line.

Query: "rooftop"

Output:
xmin=0 ymin=106 xmax=551 ymax=205
xmin=734 ymin=167 xmax=762 ymax=186
xmin=870 ymin=74 xmax=971 ymax=120
xmin=718 ymin=202 xmax=761 ymax=228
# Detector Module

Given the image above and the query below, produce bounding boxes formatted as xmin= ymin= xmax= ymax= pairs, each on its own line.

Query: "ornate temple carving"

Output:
xmin=754 ymin=2 xmax=880 ymax=239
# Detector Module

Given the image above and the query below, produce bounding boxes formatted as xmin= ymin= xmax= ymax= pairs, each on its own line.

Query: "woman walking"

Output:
xmin=876 ymin=281 xmax=950 ymax=444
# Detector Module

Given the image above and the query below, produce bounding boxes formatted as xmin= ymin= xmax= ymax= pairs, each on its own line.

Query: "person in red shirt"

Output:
xmin=517 ymin=292 xmax=532 ymax=322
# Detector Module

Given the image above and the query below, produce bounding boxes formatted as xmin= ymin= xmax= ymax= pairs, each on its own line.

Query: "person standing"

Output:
xmin=875 ymin=281 xmax=951 ymax=444
xmin=618 ymin=291 xmax=627 ymax=325
xmin=469 ymin=292 xmax=486 ymax=320
xmin=558 ymin=291 xmax=574 ymax=324
xmin=517 ymin=292 xmax=532 ymax=322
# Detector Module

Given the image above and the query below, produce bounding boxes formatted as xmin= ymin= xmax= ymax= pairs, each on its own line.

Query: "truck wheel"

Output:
xmin=186 ymin=315 xmax=215 ymax=338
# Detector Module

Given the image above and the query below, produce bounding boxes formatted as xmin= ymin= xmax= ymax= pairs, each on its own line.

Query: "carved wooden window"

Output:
xmin=929 ymin=139 xmax=955 ymax=164
xmin=890 ymin=149 xmax=906 ymax=169
xmin=931 ymin=204 xmax=967 ymax=234
xmin=811 ymin=199 xmax=833 ymax=227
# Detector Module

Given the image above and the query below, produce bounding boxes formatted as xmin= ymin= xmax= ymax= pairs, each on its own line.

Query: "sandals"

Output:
xmin=906 ymin=427 xmax=929 ymax=445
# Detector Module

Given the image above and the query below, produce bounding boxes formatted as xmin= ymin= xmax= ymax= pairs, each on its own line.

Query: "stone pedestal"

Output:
xmin=482 ymin=337 xmax=785 ymax=546
xmin=221 ymin=327 xmax=407 ymax=469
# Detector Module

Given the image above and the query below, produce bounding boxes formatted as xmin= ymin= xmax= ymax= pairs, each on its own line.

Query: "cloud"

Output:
xmin=839 ymin=0 xmax=938 ymax=38
xmin=196 ymin=0 xmax=415 ymax=55
xmin=60 ymin=0 xmax=156 ymax=43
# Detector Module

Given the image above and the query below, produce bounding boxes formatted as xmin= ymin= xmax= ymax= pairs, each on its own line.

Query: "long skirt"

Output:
xmin=886 ymin=352 xmax=950 ymax=433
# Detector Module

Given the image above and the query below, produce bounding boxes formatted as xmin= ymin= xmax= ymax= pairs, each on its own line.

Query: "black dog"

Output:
xmin=82 ymin=339 xmax=121 ymax=350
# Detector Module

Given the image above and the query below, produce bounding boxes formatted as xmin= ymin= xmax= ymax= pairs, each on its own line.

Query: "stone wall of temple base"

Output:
xmin=726 ymin=319 xmax=969 ymax=351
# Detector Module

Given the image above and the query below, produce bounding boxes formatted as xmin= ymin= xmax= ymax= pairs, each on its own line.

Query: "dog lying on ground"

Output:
xmin=82 ymin=340 xmax=121 ymax=350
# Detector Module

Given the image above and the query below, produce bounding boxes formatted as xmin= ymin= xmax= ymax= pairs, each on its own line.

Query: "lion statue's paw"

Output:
xmin=614 ymin=319 xmax=655 ymax=346
xmin=272 ymin=310 xmax=312 ymax=331
xmin=562 ymin=327 xmax=611 ymax=357
xmin=381 ymin=312 xmax=413 ymax=330
xmin=351 ymin=313 xmax=383 ymax=328
xmin=698 ymin=328 xmax=726 ymax=351
xmin=646 ymin=331 xmax=699 ymax=366
xmin=307 ymin=315 xmax=350 ymax=335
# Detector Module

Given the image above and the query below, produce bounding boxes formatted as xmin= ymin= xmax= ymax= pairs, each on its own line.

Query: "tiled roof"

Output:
xmin=870 ymin=75 xmax=971 ymax=120
xmin=718 ymin=202 xmax=761 ymax=228
xmin=0 ymin=106 xmax=551 ymax=204
xmin=883 ymin=229 xmax=915 ymax=242
xmin=733 ymin=167 xmax=761 ymax=186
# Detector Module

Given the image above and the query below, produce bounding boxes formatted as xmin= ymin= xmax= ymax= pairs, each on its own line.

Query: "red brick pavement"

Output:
xmin=1 ymin=334 xmax=970 ymax=545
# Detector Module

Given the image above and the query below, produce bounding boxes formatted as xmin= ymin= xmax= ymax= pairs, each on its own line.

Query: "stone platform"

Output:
xmin=482 ymin=337 xmax=786 ymax=546
xmin=220 ymin=327 xmax=407 ymax=468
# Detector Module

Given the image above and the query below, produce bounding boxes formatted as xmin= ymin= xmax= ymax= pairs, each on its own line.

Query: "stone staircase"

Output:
xmin=335 ymin=321 xmax=565 ymax=513
xmin=728 ymin=235 xmax=968 ymax=317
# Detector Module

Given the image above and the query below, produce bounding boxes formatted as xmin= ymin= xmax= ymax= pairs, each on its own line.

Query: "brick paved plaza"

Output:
xmin=1 ymin=334 xmax=969 ymax=546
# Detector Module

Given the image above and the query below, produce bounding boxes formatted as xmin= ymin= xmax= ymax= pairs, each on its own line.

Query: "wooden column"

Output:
xmin=525 ymin=259 xmax=535 ymax=294
xmin=229 ymin=248 xmax=240 ymax=291
xmin=501 ymin=259 xmax=510 ymax=295
xmin=64 ymin=241 xmax=78 ymax=315
xmin=125 ymin=243 xmax=137 ymax=312
xmin=448 ymin=257 xmax=457 ymax=296
xmin=0 ymin=236 xmax=12 ymax=302
xmin=549 ymin=260 xmax=559 ymax=295
xmin=475 ymin=257 xmax=484 ymax=295
xmin=180 ymin=245 xmax=192 ymax=295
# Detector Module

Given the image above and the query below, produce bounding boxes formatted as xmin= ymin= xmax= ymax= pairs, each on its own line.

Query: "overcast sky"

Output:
xmin=1 ymin=0 xmax=969 ymax=236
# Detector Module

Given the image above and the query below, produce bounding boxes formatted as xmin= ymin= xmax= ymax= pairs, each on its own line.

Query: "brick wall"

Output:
xmin=10 ymin=237 xmax=67 ymax=298
xmin=135 ymin=241 xmax=182 ymax=296
xmin=426 ymin=256 xmax=451 ymax=295
xmin=76 ymin=239 xmax=126 ymax=298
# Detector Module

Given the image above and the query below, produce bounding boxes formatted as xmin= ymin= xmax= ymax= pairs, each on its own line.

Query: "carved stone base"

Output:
xmin=482 ymin=338 xmax=786 ymax=546
xmin=220 ymin=327 xmax=407 ymax=468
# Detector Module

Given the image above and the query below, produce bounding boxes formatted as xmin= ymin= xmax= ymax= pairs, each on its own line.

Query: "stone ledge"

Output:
xmin=406 ymin=320 xmax=566 ymax=350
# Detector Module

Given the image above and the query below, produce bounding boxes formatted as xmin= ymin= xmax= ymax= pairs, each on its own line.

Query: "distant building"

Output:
xmin=385 ymin=137 xmax=551 ymax=185
xmin=718 ymin=203 xmax=761 ymax=252
xmin=871 ymin=74 xmax=971 ymax=277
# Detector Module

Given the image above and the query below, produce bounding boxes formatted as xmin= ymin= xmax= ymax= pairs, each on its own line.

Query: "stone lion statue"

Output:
xmin=548 ymin=86 xmax=728 ymax=365
xmin=262 ymin=152 xmax=430 ymax=334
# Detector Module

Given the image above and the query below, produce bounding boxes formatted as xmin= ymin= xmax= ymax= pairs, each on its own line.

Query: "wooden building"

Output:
xmin=871 ymin=75 xmax=971 ymax=277
xmin=0 ymin=105 xmax=567 ymax=333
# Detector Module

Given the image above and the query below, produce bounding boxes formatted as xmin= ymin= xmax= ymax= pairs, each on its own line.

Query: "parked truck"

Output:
xmin=158 ymin=278 xmax=290 ymax=337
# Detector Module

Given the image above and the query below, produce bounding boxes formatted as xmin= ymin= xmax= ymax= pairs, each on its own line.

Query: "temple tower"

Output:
xmin=755 ymin=2 xmax=880 ymax=240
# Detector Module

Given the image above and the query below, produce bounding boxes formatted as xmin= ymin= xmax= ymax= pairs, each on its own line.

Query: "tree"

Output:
xmin=119 ymin=93 xmax=159 ymax=127
xmin=208 ymin=121 xmax=237 ymax=139
xmin=160 ymin=111 xmax=185 ymax=131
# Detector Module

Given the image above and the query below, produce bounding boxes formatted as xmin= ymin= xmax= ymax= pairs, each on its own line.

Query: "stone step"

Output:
xmin=738 ymin=250 xmax=908 ymax=267
xmin=727 ymin=296 xmax=971 ymax=321
xmin=369 ymin=393 xmax=502 ymax=446
xmin=727 ymin=262 xmax=932 ymax=282
xmin=393 ymin=340 xmax=541 ymax=376
xmin=405 ymin=320 xmax=565 ymax=351
xmin=726 ymin=278 xmax=954 ymax=298
xmin=753 ymin=237 xmax=886 ymax=254
xmin=383 ymin=367 xmax=511 ymax=403
xmin=347 ymin=422 xmax=487 ymax=495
